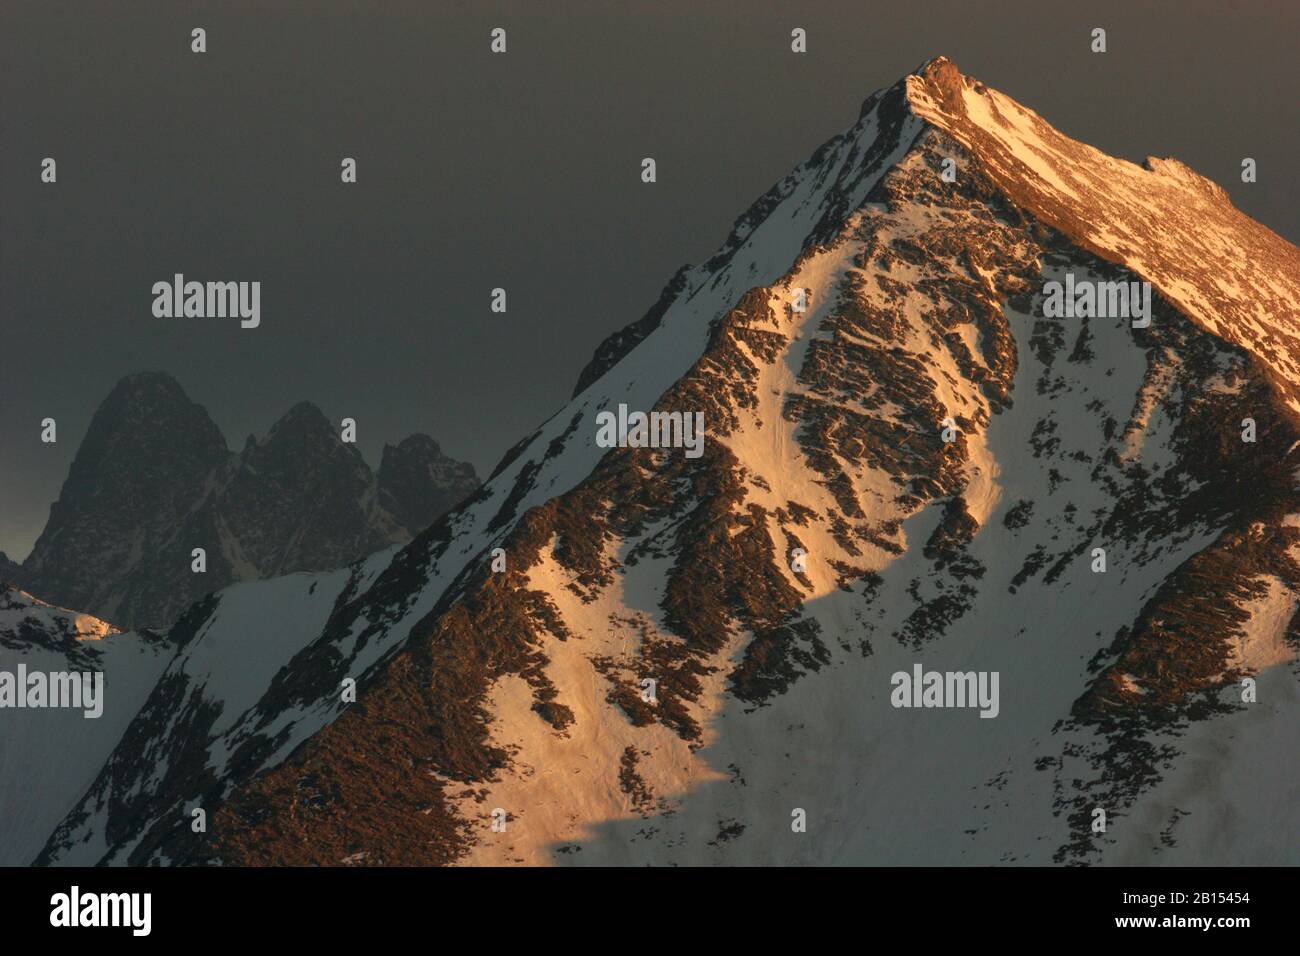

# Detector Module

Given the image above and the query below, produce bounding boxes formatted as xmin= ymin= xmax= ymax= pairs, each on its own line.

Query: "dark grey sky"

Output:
xmin=2 ymin=0 xmax=1296 ymax=559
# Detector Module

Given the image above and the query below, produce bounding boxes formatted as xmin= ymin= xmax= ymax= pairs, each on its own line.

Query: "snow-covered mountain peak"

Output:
xmin=26 ymin=60 xmax=1300 ymax=869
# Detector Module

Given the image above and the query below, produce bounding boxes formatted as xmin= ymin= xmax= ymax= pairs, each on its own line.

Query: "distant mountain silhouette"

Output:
xmin=15 ymin=371 xmax=478 ymax=629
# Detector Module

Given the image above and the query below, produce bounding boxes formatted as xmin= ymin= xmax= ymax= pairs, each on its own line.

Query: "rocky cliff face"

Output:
xmin=0 ymin=552 xmax=24 ymax=585
xmin=16 ymin=372 xmax=478 ymax=629
xmin=28 ymin=58 xmax=1300 ymax=867
xmin=378 ymin=435 xmax=480 ymax=535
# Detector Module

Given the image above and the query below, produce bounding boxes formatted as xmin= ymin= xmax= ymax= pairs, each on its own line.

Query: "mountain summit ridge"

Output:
xmin=577 ymin=56 xmax=1300 ymax=408
xmin=901 ymin=57 xmax=1300 ymax=397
